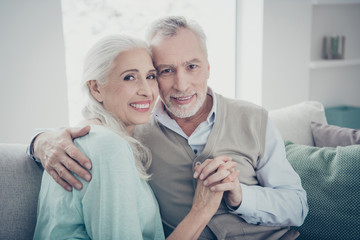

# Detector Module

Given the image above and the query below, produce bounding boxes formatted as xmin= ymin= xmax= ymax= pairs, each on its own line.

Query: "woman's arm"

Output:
xmin=167 ymin=159 xmax=240 ymax=240
xmin=166 ymin=178 xmax=222 ymax=240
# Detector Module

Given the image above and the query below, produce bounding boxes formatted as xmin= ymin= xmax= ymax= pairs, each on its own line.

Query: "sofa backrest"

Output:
xmin=269 ymin=101 xmax=328 ymax=146
xmin=0 ymin=144 xmax=43 ymax=240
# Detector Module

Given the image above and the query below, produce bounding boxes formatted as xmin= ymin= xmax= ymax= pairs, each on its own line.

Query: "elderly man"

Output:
xmin=31 ymin=16 xmax=308 ymax=239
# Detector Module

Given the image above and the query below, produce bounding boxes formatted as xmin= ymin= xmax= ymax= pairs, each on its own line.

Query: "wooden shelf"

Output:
xmin=310 ymin=59 xmax=360 ymax=69
xmin=312 ymin=0 xmax=360 ymax=5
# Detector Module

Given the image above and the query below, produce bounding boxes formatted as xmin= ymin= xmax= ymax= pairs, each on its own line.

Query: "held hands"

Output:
xmin=191 ymin=178 xmax=224 ymax=219
xmin=193 ymin=156 xmax=242 ymax=209
xmin=33 ymin=126 xmax=92 ymax=191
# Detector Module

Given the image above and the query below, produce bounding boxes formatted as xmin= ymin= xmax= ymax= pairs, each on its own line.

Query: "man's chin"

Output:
xmin=167 ymin=106 xmax=198 ymax=119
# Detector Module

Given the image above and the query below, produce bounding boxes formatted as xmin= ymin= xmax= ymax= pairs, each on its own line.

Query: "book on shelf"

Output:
xmin=322 ymin=35 xmax=345 ymax=60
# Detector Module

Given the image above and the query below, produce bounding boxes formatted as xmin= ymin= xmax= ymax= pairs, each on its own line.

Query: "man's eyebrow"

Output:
xmin=185 ymin=58 xmax=201 ymax=65
xmin=156 ymin=59 xmax=201 ymax=69
xmin=156 ymin=64 xmax=175 ymax=69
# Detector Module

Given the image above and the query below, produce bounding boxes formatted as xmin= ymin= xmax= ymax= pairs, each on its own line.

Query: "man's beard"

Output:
xmin=163 ymin=91 xmax=207 ymax=119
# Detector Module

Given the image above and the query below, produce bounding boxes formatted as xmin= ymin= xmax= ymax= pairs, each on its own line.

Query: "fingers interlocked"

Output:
xmin=193 ymin=155 xmax=240 ymax=192
xmin=203 ymin=161 xmax=237 ymax=187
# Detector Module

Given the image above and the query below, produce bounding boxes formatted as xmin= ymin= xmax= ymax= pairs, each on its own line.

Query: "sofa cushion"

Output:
xmin=0 ymin=144 xmax=43 ymax=240
xmin=285 ymin=142 xmax=360 ymax=240
xmin=269 ymin=101 xmax=328 ymax=146
xmin=311 ymin=121 xmax=360 ymax=148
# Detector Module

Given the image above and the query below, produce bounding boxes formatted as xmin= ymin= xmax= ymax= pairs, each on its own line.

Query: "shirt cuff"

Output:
xmin=27 ymin=129 xmax=48 ymax=163
xmin=228 ymin=183 xmax=257 ymax=216
xmin=26 ymin=127 xmax=66 ymax=164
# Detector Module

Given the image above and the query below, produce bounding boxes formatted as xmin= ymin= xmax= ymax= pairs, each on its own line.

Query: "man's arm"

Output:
xmin=193 ymin=119 xmax=309 ymax=227
xmin=229 ymin=119 xmax=308 ymax=226
xmin=30 ymin=126 xmax=93 ymax=191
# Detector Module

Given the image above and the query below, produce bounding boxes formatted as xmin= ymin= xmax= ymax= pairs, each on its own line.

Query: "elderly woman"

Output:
xmin=33 ymin=35 xmax=231 ymax=239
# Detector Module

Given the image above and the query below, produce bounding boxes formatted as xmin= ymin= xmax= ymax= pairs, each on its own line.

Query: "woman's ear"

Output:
xmin=88 ymin=80 xmax=103 ymax=102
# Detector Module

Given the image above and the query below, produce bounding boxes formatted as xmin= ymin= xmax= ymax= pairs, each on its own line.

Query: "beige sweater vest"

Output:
xmin=135 ymin=94 xmax=288 ymax=239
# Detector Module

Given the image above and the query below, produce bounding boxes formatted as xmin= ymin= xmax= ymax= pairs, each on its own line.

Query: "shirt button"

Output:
xmin=194 ymin=149 xmax=198 ymax=154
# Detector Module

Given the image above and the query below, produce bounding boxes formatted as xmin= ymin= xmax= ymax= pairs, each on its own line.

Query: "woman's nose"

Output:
xmin=137 ymin=79 xmax=152 ymax=96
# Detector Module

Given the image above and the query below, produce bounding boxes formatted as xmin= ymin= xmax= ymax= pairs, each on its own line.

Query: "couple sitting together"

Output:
xmin=30 ymin=16 xmax=308 ymax=240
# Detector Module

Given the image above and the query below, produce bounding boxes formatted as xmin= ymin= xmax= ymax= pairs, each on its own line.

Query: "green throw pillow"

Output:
xmin=285 ymin=142 xmax=360 ymax=240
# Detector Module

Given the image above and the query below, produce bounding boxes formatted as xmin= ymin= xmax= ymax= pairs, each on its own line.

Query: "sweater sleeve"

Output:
xmin=74 ymin=126 xmax=145 ymax=240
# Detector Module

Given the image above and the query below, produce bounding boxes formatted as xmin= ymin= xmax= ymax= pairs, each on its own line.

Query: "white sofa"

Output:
xmin=2 ymin=101 xmax=358 ymax=240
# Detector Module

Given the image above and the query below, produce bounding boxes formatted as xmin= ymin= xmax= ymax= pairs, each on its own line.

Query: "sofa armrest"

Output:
xmin=0 ymin=143 xmax=43 ymax=240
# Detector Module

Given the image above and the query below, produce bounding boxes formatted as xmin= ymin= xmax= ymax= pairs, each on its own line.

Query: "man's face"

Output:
xmin=150 ymin=28 xmax=210 ymax=119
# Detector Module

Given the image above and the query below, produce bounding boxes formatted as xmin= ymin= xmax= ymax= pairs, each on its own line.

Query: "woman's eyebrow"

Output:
xmin=120 ymin=69 xmax=138 ymax=75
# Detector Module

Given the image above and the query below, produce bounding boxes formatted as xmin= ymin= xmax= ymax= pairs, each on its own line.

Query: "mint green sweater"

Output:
xmin=33 ymin=125 xmax=165 ymax=240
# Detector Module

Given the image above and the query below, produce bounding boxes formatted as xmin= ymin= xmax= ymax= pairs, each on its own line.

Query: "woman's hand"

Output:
xmin=193 ymin=156 xmax=242 ymax=209
xmin=167 ymin=167 xmax=225 ymax=240
xmin=191 ymin=175 xmax=224 ymax=219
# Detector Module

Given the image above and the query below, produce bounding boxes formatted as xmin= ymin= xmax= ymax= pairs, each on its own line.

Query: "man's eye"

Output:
xmin=188 ymin=64 xmax=198 ymax=70
xmin=124 ymin=75 xmax=135 ymax=81
xmin=160 ymin=69 xmax=173 ymax=74
xmin=147 ymin=74 xmax=156 ymax=80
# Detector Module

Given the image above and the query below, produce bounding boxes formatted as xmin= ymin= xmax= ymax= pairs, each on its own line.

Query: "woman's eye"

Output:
xmin=124 ymin=75 xmax=135 ymax=81
xmin=147 ymin=74 xmax=156 ymax=80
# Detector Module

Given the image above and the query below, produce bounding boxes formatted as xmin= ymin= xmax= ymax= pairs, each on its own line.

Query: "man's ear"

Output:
xmin=88 ymin=80 xmax=103 ymax=102
xmin=207 ymin=63 xmax=210 ymax=79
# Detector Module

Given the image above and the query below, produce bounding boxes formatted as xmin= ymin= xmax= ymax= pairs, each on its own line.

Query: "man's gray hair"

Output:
xmin=146 ymin=16 xmax=208 ymax=58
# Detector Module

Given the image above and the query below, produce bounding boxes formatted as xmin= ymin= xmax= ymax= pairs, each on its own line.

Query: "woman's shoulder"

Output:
xmin=74 ymin=125 xmax=132 ymax=158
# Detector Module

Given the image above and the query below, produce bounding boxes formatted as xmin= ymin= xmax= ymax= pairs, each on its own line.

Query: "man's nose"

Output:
xmin=173 ymin=70 xmax=189 ymax=92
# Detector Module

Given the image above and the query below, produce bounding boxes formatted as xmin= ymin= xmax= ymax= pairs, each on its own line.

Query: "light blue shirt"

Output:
xmin=153 ymin=88 xmax=308 ymax=226
xmin=33 ymin=125 xmax=165 ymax=240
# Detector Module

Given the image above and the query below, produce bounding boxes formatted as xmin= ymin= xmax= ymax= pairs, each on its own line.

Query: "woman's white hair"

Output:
xmin=146 ymin=16 xmax=208 ymax=58
xmin=81 ymin=34 xmax=152 ymax=180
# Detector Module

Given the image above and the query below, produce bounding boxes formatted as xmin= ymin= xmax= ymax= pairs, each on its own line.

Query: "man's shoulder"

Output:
xmin=134 ymin=117 xmax=158 ymax=136
xmin=215 ymin=93 xmax=267 ymax=113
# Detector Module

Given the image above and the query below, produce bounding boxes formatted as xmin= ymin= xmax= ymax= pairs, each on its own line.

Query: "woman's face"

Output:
xmin=92 ymin=48 xmax=159 ymax=133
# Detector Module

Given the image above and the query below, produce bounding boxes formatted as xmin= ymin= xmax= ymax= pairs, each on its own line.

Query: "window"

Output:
xmin=61 ymin=0 xmax=236 ymax=125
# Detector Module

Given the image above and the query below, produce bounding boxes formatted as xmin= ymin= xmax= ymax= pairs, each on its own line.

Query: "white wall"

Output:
xmin=310 ymin=68 xmax=360 ymax=106
xmin=237 ymin=0 xmax=312 ymax=110
xmin=262 ymin=0 xmax=312 ymax=110
xmin=0 ymin=0 xmax=68 ymax=143
xmin=310 ymin=4 xmax=360 ymax=107
xmin=236 ymin=0 xmax=264 ymax=105
xmin=237 ymin=0 xmax=360 ymax=111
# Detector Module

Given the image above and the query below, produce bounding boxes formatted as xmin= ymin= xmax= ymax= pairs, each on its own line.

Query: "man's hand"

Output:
xmin=193 ymin=156 xmax=242 ymax=209
xmin=33 ymin=126 xmax=92 ymax=191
